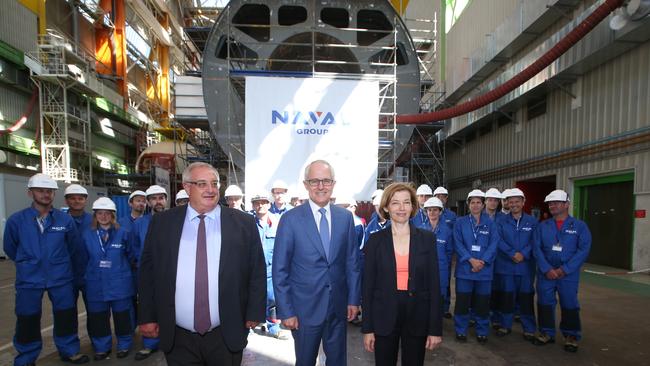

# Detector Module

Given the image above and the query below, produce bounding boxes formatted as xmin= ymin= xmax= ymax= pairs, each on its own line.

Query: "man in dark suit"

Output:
xmin=138 ymin=162 xmax=266 ymax=365
xmin=273 ymin=160 xmax=362 ymax=366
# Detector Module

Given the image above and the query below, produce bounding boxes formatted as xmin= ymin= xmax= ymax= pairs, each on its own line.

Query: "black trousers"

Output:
xmin=374 ymin=291 xmax=427 ymax=366
xmin=165 ymin=326 xmax=243 ymax=366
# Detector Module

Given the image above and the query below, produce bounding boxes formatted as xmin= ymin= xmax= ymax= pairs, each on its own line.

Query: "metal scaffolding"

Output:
xmin=32 ymin=32 xmax=102 ymax=184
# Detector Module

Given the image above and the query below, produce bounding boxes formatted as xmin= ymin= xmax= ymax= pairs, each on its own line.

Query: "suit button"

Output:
xmin=408 ymin=292 xmax=414 ymax=297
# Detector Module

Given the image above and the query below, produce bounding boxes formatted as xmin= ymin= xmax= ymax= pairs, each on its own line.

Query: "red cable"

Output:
xmin=0 ymin=87 xmax=39 ymax=135
xmin=396 ymin=0 xmax=625 ymax=124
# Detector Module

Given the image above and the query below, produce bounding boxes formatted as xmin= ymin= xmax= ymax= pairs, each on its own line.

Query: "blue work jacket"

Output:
xmin=255 ymin=213 xmax=279 ymax=278
xmin=3 ymin=207 xmax=82 ymax=289
xmin=417 ymin=219 xmax=453 ymax=290
xmin=533 ymin=216 xmax=591 ymax=281
xmin=453 ymin=213 xmax=500 ymax=281
xmin=82 ymin=226 xmax=135 ymax=302
xmin=495 ymin=213 xmax=537 ymax=276
xmin=441 ymin=208 xmax=457 ymax=230
xmin=129 ymin=214 xmax=152 ymax=265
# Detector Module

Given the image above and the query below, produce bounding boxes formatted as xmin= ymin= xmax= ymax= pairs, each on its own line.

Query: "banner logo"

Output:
xmin=272 ymin=110 xmax=339 ymax=135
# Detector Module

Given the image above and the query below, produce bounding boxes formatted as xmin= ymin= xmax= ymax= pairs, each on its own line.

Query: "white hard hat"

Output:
xmin=433 ymin=186 xmax=449 ymax=196
xmin=504 ymin=188 xmax=525 ymax=199
xmin=423 ymin=197 xmax=444 ymax=209
xmin=485 ymin=188 xmax=503 ymax=199
xmin=467 ymin=189 xmax=485 ymax=200
xmin=175 ymin=189 xmax=189 ymax=202
xmin=271 ymin=180 xmax=288 ymax=191
xmin=129 ymin=190 xmax=146 ymax=201
xmin=544 ymin=189 xmax=569 ymax=202
xmin=372 ymin=194 xmax=382 ymax=206
xmin=64 ymin=184 xmax=88 ymax=196
xmin=416 ymin=184 xmax=433 ymax=196
xmin=224 ymin=185 xmax=243 ymax=197
xmin=146 ymin=185 xmax=167 ymax=197
xmin=27 ymin=173 xmax=58 ymax=189
xmin=92 ymin=197 xmax=116 ymax=211
xmin=250 ymin=193 xmax=270 ymax=202
xmin=371 ymin=189 xmax=384 ymax=200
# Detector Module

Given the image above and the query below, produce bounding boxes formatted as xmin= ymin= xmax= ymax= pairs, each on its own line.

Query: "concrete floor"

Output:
xmin=1 ymin=259 xmax=649 ymax=366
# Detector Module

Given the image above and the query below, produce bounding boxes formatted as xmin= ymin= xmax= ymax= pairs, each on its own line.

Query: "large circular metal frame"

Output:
xmin=202 ymin=0 xmax=420 ymax=177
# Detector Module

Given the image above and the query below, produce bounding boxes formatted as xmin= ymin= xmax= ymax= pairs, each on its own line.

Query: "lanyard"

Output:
xmin=96 ymin=228 xmax=111 ymax=254
xmin=470 ymin=216 xmax=480 ymax=241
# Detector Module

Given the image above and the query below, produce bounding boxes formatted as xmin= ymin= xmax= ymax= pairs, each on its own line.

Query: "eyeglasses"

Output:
xmin=187 ymin=180 xmax=220 ymax=189
xmin=305 ymin=178 xmax=335 ymax=187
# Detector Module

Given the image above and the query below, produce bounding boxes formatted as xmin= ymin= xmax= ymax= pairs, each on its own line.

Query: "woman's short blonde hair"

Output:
xmin=378 ymin=182 xmax=418 ymax=221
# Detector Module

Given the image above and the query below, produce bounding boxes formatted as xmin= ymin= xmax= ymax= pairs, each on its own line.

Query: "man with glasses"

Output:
xmin=273 ymin=160 xmax=361 ymax=366
xmin=137 ymin=162 xmax=265 ymax=365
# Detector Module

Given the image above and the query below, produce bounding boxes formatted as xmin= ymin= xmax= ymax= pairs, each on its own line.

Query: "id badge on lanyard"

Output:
xmin=97 ymin=230 xmax=112 ymax=268
xmin=471 ymin=219 xmax=481 ymax=252
xmin=552 ymin=227 xmax=562 ymax=252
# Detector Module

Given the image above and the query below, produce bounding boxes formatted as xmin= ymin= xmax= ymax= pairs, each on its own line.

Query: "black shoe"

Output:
xmin=134 ymin=348 xmax=157 ymax=361
xmin=25 ymin=363 xmax=35 ymax=366
xmin=533 ymin=333 xmax=555 ymax=346
xmin=469 ymin=319 xmax=476 ymax=327
xmin=491 ymin=323 xmax=501 ymax=331
xmin=477 ymin=335 xmax=488 ymax=344
xmin=564 ymin=336 xmax=579 ymax=352
xmin=61 ymin=353 xmax=90 ymax=364
xmin=117 ymin=350 xmax=130 ymax=359
xmin=444 ymin=312 xmax=452 ymax=319
xmin=93 ymin=352 xmax=109 ymax=361
xmin=514 ymin=314 xmax=521 ymax=323
xmin=495 ymin=327 xmax=511 ymax=337
xmin=455 ymin=333 xmax=467 ymax=342
xmin=523 ymin=332 xmax=536 ymax=342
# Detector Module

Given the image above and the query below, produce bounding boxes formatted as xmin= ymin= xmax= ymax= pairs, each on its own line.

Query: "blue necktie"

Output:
xmin=319 ymin=208 xmax=330 ymax=260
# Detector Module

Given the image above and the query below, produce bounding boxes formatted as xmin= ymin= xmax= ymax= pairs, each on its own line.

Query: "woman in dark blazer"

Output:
xmin=362 ymin=183 xmax=443 ymax=366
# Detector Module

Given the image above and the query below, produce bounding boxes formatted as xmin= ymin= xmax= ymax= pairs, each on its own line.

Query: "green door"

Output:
xmin=577 ymin=176 xmax=634 ymax=270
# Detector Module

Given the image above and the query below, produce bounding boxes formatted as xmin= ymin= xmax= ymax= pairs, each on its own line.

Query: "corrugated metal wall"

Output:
xmin=446 ymin=39 xmax=650 ymax=197
xmin=0 ymin=84 xmax=38 ymax=137
xmin=0 ymin=1 xmax=37 ymax=53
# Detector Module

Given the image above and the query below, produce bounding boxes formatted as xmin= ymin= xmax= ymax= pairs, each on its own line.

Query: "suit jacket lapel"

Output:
xmin=329 ymin=207 xmax=344 ymax=261
xmin=380 ymin=228 xmax=398 ymax=292
xmin=219 ymin=206 xmax=233 ymax=277
xmin=408 ymin=224 xmax=419 ymax=291
xmin=300 ymin=204 xmax=327 ymax=261
xmin=169 ymin=205 xmax=188 ymax=288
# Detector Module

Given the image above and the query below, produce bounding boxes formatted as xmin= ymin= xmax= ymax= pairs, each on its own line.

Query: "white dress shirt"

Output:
xmin=308 ymin=200 xmax=332 ymax=238
xmin=175 ymin=204 xmax=221 ymax=332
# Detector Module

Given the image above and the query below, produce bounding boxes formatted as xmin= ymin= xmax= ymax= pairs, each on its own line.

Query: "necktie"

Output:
xmin=319 ymin=208 xmax=330 ymax=260
xmin=194 ymin=214 xmax=211 ymax=335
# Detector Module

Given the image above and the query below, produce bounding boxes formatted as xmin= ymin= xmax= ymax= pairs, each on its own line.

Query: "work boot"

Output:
xmin=61 ymin=353 xmax=90 ymax=364
xmin=533 ymin=333 xmax=555 ymax=346
xmin=564 ymin=335 xmax=579 ymax=352
xmin=134 ymin=348 xmax=157 ymax=361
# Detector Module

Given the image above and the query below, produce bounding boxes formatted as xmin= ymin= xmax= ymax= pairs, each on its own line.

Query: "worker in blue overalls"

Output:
xmin=364 ymin=193 xmax=391 ymax=247
xmin=3 ymin=173 xmax=89 ymax=365
xmin=412 ymin=184 xmax=433 ymax=226
xmin=493 ymin=188 xmax=537 ymax=340
xmin=131 ymin=184 xmax=168 ymax=360
xmin=82 ymin=197 xmax=136 ymax=360
xmin=453 ymin=189 xmax=500 ymax=344
xmin=533 ymin=189 xmax=591 ymax=352
xmin=174 ymin=189 xmax=189 ymax=206
xmin=484 ymin=188 xmax=505 ymax=328
xmin=250 ymin=193 xmax=286 ymax=339
xmin=117 ymin=190 xmax=146 ymax=233
xmin=63 ymin=184 xmax=93 ymax=341
xmin=433 ymin=186 xmax=456 ymax=318
xmin=269 ymin=180 xmax=293 ymax=215
xmin=418 ymin=197 xmax=453 ymax=316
